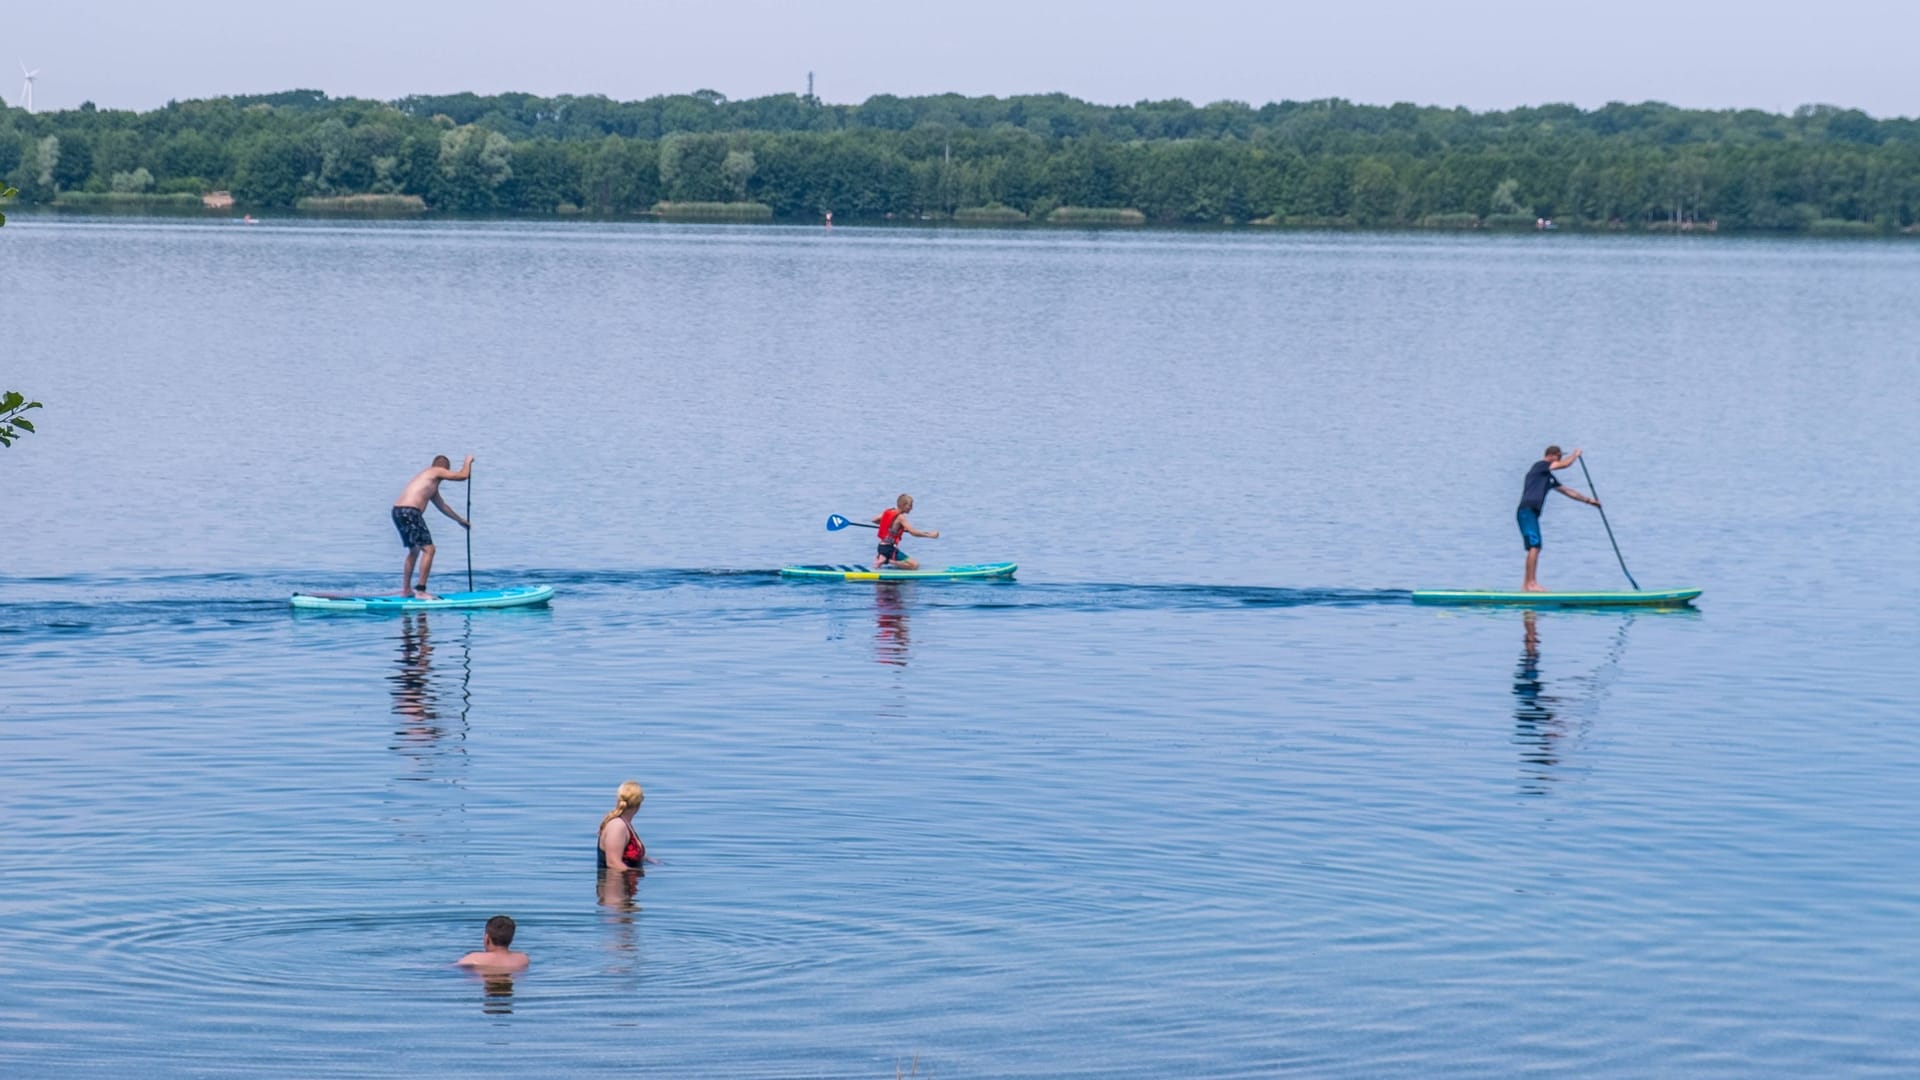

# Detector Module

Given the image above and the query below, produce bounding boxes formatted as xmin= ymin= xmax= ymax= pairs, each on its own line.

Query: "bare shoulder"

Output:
xmin=457 ymin=951 xmax=529 ymax=972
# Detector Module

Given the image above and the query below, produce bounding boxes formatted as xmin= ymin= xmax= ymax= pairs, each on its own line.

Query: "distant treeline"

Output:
xmin=3 ymin=89 xmax=1919 ymax=232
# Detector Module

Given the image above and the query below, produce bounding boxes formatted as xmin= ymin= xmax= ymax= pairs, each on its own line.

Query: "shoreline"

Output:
xmin=8 ymin=203 xmax=1917 ymax=239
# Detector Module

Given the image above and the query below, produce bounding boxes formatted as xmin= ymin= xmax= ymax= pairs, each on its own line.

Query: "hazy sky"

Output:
xmin=6 ymin=0 xmax=1917 ymax=117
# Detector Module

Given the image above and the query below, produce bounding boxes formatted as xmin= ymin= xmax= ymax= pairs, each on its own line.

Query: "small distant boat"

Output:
xmin=1412 ymin=588 xmax=1700 ymax=608
xmin=290 ymin=585 xmax=554 ymax=612
xmin=780 ymin=562 xmax=1017 ymax=582
xmin=243 ymin=214 xmax=258 ymax=224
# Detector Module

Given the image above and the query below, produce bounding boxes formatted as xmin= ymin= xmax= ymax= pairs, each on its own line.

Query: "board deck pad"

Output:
xmin=290 ymin=585 xmax=555 ymax=611
xmin=1411 ymin=587 xmax=1700 ymax=608
xmin=779 ymin=562 xmax=1017 ymax=582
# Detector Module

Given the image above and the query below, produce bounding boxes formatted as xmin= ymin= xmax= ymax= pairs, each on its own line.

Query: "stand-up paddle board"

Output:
xmin=1412 ymin=588 xmax=1700 ymax=608
xmin=780 ymin=562 xmax=1017 ymax=582
xmin=290 ymin=585 xmax=554 ymax=612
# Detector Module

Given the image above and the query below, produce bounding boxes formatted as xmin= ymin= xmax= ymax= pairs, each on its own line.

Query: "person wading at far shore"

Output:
xmin=392 ymin=454 xmax=472 ymax=598
xmin=1518 ymin=445 xmax=1601 ymax=591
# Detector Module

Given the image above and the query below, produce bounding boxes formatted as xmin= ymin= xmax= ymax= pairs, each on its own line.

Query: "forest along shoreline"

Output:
xmin=2 ymin=90 xmax=1917 ymax=236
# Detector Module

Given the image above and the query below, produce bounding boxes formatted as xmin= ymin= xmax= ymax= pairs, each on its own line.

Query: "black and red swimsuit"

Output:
xmin=597 ymin=821 xmax=645 ymax=870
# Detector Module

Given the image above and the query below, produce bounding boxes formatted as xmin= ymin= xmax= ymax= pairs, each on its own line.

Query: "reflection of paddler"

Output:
xmin=874 ymin=584 xmax=910 ymax=666
xmin=389 ymin=611 xmax=436 ymax=726
xmin=1511 ymin=610 xmax=1562 ymax=772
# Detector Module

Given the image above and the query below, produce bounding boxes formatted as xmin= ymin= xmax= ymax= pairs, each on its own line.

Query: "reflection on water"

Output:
xmin=1510 ymin=611 xmax=1641 ymax=795
xmin=480 ymin=972 xmax=516 ymax=1016
xmin=874 ymin=584 xmax=911 ymax=667
xmin=388 ymin=612 xmax=471 ymax=772
xmin=1511 ymin=611 xmax=1565 ymax=793
xmin=597 ymin=869 xmax=642 ymax=975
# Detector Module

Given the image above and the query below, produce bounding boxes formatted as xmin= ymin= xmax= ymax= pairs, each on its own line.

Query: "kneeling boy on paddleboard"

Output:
xmin=873 ymin=494 xmax=939 ymax=570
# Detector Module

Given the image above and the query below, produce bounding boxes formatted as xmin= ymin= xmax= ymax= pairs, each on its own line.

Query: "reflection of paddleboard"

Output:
xmin=779 ymin=562 xmax=1017 ymax=582
xmin=290 ymin=585 xmax=554 ymax=611
xmin=1412 ymin=588 xmax=1699 ymax=608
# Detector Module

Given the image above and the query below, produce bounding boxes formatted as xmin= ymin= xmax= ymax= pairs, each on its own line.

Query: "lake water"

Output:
xmin=4 ymin=216 xmax=1917 ymax=1077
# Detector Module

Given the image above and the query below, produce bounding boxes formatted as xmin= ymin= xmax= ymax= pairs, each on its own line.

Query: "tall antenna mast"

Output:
xmin=807 ymin=71 xmax=815 ymax=103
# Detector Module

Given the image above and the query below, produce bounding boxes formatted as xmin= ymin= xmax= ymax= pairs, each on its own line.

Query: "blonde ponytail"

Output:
xmin=600 ymin=780 xmax=644 ymax=830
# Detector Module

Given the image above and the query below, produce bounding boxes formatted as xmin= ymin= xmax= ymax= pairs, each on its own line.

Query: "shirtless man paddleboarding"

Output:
xmin=393 ymin=454 xmax=472 ymax=597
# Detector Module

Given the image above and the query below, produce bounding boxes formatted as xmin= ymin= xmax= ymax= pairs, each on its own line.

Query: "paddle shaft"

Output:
xmin=1577 ymin=456 xmax=1639 ymax=591
xmin=465 ymin=468 xmax=473 ymax=592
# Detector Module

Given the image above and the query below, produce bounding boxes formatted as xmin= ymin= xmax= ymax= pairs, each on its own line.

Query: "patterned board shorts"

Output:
xmin=392 ymin=506 xmax=434 ymax=549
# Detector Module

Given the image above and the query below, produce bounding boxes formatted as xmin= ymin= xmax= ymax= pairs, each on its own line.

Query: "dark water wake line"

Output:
xmin=2 ymin=569 xmax=1703 ymax=631
xmin=0 ymin=569 xmax=1411 ymax=622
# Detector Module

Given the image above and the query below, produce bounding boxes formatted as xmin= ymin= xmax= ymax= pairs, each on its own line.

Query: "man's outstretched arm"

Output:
xmin=430 ymin=492 xmax=471 ymax=528
xmin=1554 ymin=485 xmax=1599 ymax=508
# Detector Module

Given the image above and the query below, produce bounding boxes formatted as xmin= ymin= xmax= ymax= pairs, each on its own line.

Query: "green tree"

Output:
xmin=111 ymin=166 xmax=155 ymax=193
xmin=233 ymin=135 xmax=311 ymax=207
xmin=658 ymin=132 xmax=730 ymax=201
xmin=1349 ymin=158 xmax=1404 ymax=224
xmin=722 ymin=148 xmax=756 ymax=200
xmin=435 ymin=124 xmax=513 ymax=210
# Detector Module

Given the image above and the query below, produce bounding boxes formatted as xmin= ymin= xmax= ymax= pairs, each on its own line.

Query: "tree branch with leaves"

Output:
xmin=0 ymin=184 xmax=44 ymax=448
xmin=0 ymin=391 xmax=41 ymax=446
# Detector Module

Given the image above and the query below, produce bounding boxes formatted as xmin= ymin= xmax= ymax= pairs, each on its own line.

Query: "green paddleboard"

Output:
xmin=1412 ymin=588 xmax=1700 ymax=608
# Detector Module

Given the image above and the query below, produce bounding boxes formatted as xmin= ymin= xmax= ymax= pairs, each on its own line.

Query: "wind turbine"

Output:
xmin=19 ymin=63 xmax=39 ymax=114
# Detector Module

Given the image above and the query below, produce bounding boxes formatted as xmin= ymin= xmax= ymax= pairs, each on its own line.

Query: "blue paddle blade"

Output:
xmin=826 ymin=514 xmax=850 ymax=531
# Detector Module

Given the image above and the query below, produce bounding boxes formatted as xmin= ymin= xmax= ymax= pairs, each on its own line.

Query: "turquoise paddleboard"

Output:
xmin=290 ymin=585 xmax=555 ymax=611
xmin=780 ymin=562 xmax=1017 ymax=582
xmin=1412 ymin=587 xmax=1700 ymax=608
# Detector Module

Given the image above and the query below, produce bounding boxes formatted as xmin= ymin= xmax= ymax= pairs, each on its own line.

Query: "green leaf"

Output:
xmin=1 ymin=392 xmax=21 ymax=410
xmin=12 ymin=418 xmax=32 ymax=432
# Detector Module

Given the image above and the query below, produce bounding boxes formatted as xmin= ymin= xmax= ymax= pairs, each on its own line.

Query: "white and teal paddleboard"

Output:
xmin=1412 ymin=587 xmax=1700 ymax=608
xmin=290 ymin=585 xmax=555 ymax=612
xmin=780 ymin=562 xmax=1017 ymax=582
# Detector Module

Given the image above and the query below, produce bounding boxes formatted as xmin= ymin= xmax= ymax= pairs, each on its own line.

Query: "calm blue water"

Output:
xmin=4 ymin=217 xmax=1917 ymax=1076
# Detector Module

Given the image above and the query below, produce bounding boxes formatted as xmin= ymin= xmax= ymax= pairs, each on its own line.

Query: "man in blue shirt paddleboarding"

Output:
xmin=1518 ymin=445 xmax=1600 ymax=592
xmin=393 ymin=454 xmax=472 ymax=597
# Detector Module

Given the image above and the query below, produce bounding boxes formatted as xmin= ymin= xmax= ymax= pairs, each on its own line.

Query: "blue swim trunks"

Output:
xmin=1516 ymin=506 xmax=1543 ymax=550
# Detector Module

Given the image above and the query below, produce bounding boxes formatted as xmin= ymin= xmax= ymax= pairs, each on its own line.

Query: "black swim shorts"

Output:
xmin=877 ymin=542 xmax=908 ymax=564
xmin=392 ymin=506 xmax=434 ymax=549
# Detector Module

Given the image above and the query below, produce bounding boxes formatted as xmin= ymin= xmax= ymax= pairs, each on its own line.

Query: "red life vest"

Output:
xmin=877 ymin=508 xmax=904 ymax=543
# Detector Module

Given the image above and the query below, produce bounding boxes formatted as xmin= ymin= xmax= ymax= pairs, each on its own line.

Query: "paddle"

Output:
xmin=1577 ymin=456 xmax=1639 ymax=591
xmin=465 ymin=466 xmax=474 ymax=592
xmin=826 ymin=514 xmax=877 ymax=531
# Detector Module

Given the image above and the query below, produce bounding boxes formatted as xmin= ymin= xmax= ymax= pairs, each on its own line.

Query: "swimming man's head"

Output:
xmin=485 ymin=915 xmax=516 ymax=948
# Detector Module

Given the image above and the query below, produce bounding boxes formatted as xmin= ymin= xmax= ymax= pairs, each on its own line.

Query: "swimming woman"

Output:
xmin=597 ymin=780 xmax=654 ymax=872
